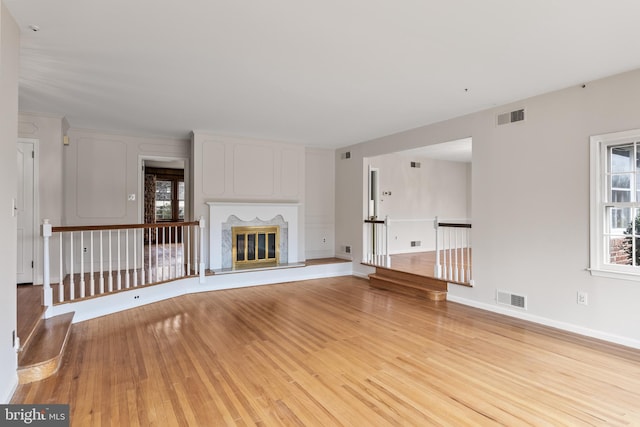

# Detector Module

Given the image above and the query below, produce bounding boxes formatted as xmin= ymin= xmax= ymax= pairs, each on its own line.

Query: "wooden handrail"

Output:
xmin=364 ymin=219 xmax=386 ymax=224
xmin=438 ymin=222 xmax=472 ymax=228
xmin=52 ymin=221 xmax=199 ymax=233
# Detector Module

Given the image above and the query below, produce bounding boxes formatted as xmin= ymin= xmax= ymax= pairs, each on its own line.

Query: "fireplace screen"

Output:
xmin=232 ymin=226 xmax=279 ymax=269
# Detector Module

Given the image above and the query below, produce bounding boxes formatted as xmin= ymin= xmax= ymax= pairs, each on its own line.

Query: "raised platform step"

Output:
xmin=369 ymin=267 xmax=448 ymax=301
xmin=18 ymin=312 xmax=75 ymax=384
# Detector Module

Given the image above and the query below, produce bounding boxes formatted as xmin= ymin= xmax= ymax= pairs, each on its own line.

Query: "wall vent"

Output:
xmin=410 ymin=161 xmax=421 ymax=168
xmin=497 ymin=108 xmax=525 ymax=126
xmin=410 ymin=240 xmax=421 ymax=247
xmin=496 ymin=290 xmax=527 ymax=309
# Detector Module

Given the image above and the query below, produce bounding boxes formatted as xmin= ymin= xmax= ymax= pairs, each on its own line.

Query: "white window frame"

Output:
xmin=590 ymin=128 xmax=640 ymax=280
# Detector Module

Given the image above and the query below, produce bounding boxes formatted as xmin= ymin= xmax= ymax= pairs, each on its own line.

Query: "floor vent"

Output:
xmin=497 ymin=108 xmax=525 ymax=126
xmin=497 ymin=290 xmax=527 ymax=309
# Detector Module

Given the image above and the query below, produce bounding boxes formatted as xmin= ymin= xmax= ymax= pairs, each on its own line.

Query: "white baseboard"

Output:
xmin=1 ymin=373 xmax=18 ymax=404
xmin=53 ymin=262 xmax=354 ymax=323
xmin=446 ymin=294 xmax=640 ymax=350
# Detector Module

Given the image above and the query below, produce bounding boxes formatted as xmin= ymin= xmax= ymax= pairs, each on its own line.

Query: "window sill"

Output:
xmin=588 ymin=267 xmax=640 ymax=281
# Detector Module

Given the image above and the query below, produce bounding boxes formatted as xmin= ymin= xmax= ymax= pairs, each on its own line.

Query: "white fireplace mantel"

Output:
xmin=207 ymin=202 xmax=300 ymax=270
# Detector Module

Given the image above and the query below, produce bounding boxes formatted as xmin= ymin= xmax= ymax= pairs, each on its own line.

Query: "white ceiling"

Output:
xmin=6 ymin=0 xmax=640 ymax=148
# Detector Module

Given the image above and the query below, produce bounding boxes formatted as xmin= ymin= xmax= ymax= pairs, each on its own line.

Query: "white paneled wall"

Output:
xmin=305 ymin=148 xmax=335 ymax=259
xmin=191 ymin=133 xmax=307 ymax=267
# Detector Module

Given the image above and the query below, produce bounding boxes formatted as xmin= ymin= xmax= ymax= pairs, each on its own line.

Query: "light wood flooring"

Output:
xmin=12 ymin=276 xmax=640 ymax=426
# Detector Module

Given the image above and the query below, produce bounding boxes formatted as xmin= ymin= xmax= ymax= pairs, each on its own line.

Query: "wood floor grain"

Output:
xmin=12 ymin=276 xmax=640 ymax=426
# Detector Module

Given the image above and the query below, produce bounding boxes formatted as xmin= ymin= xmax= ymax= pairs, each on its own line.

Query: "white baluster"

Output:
xmin=99 ymin=230 xmax=104 ymax=294
xmin=108 ymin=230 xmax=113 ymax=292
xmin=186 ymin=225 xmax=191 ymax=276
xmin=80 ymin=231 xmax=85 ymax=298
xmin=89 ymin=231 xmax=95 ymax=296
xmin=155 ymin=228 xmax=160 ymax=281
xmin=148 ymin=227 xmax=153 ymax=283
xmin=59 ymin=232 xmax=64 ymax=303
xmin=117 ymin=230 xmax=122 ymax=290
xmin=133 ymin=228 xmax=138 ymax=287
xmin=69 ymin=232 xmax=75 ymax=301
xmin=125 ymin=229 xmax=130 ymax=288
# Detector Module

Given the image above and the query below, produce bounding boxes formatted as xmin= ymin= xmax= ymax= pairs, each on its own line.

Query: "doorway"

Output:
xmin=140 ymin=158 xmax=187 ymax=244
xmin=17 ymin=138 xmax=38 ymax=285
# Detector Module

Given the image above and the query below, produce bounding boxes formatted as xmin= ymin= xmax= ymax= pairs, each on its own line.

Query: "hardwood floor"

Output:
xmin=12 ymin=276 xmax=640 ymax=426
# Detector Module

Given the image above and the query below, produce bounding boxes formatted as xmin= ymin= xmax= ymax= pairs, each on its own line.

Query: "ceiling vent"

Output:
xmin=496 ymin=290 xmax=527 ymax=310
xmin=496 ymin=108 xmax=525 ymax=126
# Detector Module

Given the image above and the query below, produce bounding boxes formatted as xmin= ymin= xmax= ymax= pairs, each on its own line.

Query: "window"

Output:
xmin=590 ymin=129 xmax=640 ymax=279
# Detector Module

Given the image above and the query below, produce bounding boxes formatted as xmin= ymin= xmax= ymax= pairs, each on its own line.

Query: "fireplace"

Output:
xmin=232 ymin=225 xmax=280 ymax=269
xmin=208 ymin=202 xmax=300 ymax=271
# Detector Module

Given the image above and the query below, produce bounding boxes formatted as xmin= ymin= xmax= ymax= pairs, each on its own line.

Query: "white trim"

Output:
xmin=447 ymin=294 xmax=640 ymax=350
xmin=138 ymin=155 xmax=190 ymax=223
xmin=17 ymin=138 xmax=40 ymax=284
xmin=589 ymin=128 xmax=640 ymax=280
xmin=0 ymin=375 xmax=18 ymax=404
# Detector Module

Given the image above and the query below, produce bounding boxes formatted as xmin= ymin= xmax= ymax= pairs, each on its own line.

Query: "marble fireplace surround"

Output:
xmin=208 ymin=202 xmax=300 ymax=271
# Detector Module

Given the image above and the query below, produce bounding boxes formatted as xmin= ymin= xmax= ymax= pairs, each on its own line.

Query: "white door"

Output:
xmin=17 ymin=140 xmax=35 ymax=284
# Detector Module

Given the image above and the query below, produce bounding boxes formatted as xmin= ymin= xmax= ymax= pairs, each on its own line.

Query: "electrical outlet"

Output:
xmin=577 ymin=291 xmax=588 ymax=306
xmin=322 ymin=237 xmax=326 ymax=243
xmin=83 ymin=247 xmax=87 ymax=253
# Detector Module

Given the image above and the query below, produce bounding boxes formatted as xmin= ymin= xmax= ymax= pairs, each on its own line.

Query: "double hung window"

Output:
xmin=590 ymin=129 xmax=640 ymax=279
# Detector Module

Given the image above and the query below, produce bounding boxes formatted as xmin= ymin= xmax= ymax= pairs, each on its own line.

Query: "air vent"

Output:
xmin=497 ymin=108 xmax=525 ymax=126
xmin=410 ymin=161 xmax=421 ymax=168
xmin=497 ymin=290 xmax=527 ymax=309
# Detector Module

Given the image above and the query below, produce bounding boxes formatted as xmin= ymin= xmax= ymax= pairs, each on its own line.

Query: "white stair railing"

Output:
xmin=42 ymin=217 xmax=206 ymax=304
xmin=364 ymin=216 xmax=391 ymax=267
xmin=434 ymin=216 xmax=473 ymax=285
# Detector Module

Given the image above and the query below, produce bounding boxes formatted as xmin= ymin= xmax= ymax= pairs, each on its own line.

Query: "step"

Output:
xmin=372 ymin=266 xmax=449 ymax=291
xmin=17 ymin=312 xmax=75 ymax=384
xmin=369 ymin=273 xmax=447 ymax=301
xmin=16 ymin=285 xmax=46 ymax=351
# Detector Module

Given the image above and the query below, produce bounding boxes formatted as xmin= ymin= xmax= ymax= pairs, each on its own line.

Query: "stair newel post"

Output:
xmin=384 ymin=215 xmax=391 ymax=267
xmin=42 ymin=219 xmax=53 ymax=316
xmin=199 ymin=216 xmax=206 ymax=283
xmin=434 ymin=217 xmax=441 ymax=279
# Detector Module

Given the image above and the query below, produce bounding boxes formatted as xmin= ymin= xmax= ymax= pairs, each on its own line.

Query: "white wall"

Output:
xmin=0 ymin=1 xmax=20 ymax=402
xmin=368 ymin=153 xmax=470 ymax=253
xmin=305 ymin=148 xmax=335 ymax=259
xmin=337 ymin=68 xmax=640 ymax=348
xmin=18 ymin=113 xmax=64 ymax=284
xmin=64 ymin=129 xmax=190 ymax=226
xmin=191 ymin=133 xmax=307 ymax=267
